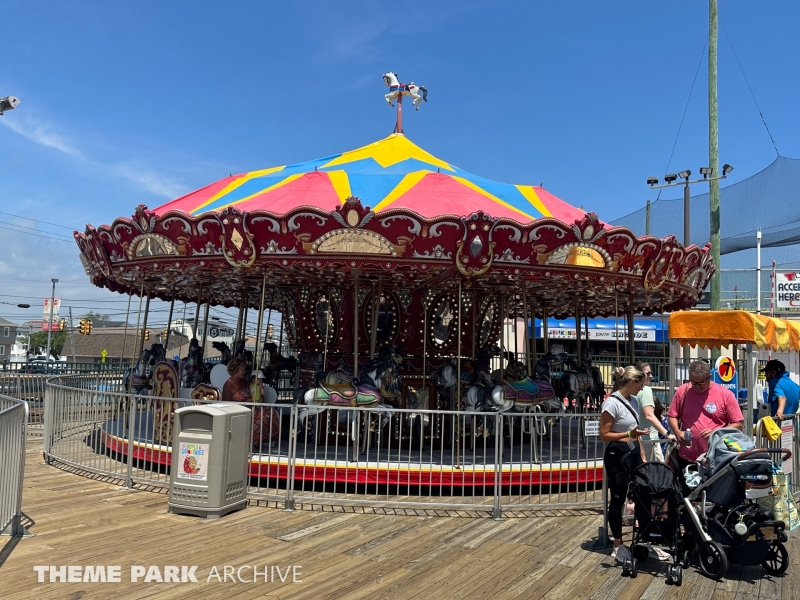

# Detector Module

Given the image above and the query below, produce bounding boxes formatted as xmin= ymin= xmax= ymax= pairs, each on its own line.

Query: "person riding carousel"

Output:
xmin=222 ymin=357 xmax=280 ymax=451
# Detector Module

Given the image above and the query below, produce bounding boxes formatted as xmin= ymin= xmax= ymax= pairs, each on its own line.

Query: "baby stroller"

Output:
xmin=622 ymin=461 xmax=687 ymax=586
xmin=679 ymin=428 xmax=791 ymax=580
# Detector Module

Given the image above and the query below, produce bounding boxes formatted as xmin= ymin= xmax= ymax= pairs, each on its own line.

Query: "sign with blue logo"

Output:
xmin=712 ymin=356 xmax=738 ymax=397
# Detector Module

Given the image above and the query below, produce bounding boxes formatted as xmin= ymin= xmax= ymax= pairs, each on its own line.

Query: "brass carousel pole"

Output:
xmin=120 ymin=290 xmax=132 ymax=371
xmin=615 ymin=289 xmax=620 ymax=367
xmin=262 ymin=287 xmax=276 ymax=370
xmin=165 ymin=296 xmax=175 ymax=349
xmin=200 ymin=300 xmax=210 ymax=354
xmin=370 ymin=280 xmax=382 ymax=359
xmin=353 ymin=271 xmax=359 ymax=379
xmin=241 ymin=294 xmax=249 ymax=348
xmin=499 ymin=292 xmax=506 ymax=381
xmin=543 ymin=303 xmax=549 ymax=354
xmin=422 ymin=293 xmax=428 ymax=404
xmin=234 ymin=292 xmax=245 ymax=345
xmin=138 ymin=286 xmax=151 ymax=360
xmin=254 ymin=274 xmax=267 ymax=370
xmin=522 ymin=281 xmax=531 ymax=376
xmin=127 ymin=280 xmax=145 ymax=393
xmin=456 ymin=279 xmax=462 ymax=468
xmin=574 ymin=295 xmax=582 ymax=364
xmin=628 ymin=293 xmax=636 ymax=365
xmin=322 ymin=287 xmax=332 ymax=372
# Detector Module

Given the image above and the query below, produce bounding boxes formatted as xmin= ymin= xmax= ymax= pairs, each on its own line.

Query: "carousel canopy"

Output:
xmin=75 ymin=132 xmax=715 ymax=329
xmin=154 ymin=134 xmax=588 ymax=224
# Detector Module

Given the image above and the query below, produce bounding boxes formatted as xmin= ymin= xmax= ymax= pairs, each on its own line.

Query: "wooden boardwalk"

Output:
xmin=1 ymin=437 xmax=798 ymax=599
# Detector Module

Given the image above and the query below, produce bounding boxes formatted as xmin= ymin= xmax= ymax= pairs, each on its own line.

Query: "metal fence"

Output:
xmin=1 ymin=394 xmax=28 ymax=537
xmin=1 ymin=361 xmax=134 ymax=374
xmin=43 ymin=375 xmax=605 ymax=515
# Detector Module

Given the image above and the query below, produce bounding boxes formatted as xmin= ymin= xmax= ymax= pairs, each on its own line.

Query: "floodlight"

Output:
xmin=722 ymin=164 xmax=734 ymax=175
xmin=664 ymin=173 xmax=678 ymax=183
xmin=0 ymin=96 xmax=20 ymax=115
xmin=678 ymin=170 xmax=691 ymax=179
xmin=699 ymin=167 xmax=713 ymax=176
xmin=646 ymin=177 xmax=659 ymax=185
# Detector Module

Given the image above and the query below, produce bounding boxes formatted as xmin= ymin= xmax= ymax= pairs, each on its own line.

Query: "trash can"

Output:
xmin=168 ymin=403 xmax=251 ymax=519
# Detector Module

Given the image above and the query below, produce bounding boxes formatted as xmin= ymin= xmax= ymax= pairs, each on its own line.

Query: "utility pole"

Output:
xmin=645 ymin=200 xmax=651 ymax=236
xmin=709 ymin=0 xmax=721 ymax=361
xmin=44 ymin=278 xmax=58 ymax=362
xmin=68 ymin=306 xmax=77 ymax=362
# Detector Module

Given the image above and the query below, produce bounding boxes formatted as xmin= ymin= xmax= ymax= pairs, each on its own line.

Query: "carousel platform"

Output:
xmin=99 ymin=410 xmax=603 ymax=488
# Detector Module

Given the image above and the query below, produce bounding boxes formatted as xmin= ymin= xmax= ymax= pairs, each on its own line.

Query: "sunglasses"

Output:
xmin=643 ymin=371 xmax=652 ymax=377
xmin=690 ymin=378 xmax=710 ymax=387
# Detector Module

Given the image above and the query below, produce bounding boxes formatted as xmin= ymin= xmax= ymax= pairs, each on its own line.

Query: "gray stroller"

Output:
xmin=679 ymin=428 xmax=791 ymax=580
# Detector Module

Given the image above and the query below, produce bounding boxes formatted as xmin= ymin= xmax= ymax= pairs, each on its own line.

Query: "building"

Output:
xmin=0 ymin=318 xmax=19 ymax=361
xmin=69 ymin=327 xmax=189 ymax=364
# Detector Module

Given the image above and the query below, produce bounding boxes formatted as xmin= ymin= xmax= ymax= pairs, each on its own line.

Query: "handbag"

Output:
xmin=758 ymin=471 xmax=800 ymax=531
xmin=761 ymin=415 xmax=782 ymax=442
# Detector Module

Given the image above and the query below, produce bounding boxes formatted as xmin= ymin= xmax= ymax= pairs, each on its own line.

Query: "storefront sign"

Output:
xmin=546 ymin=328 xmax=655 ymax=341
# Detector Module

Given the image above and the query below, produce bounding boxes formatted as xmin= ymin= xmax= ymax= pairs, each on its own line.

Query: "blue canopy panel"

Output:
xmin=530 ymin=318 xmax=668 ymax=343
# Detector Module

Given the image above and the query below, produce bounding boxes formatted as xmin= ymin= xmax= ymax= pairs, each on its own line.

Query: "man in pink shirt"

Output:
xmin=667 ymin=360 xmax=744 ymax=464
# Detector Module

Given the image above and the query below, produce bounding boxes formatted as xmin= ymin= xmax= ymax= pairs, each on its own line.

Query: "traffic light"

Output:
xmin=163 ymin=329 xmax=169 ymax=340
xmin=59 ymin=318 xmax=66 ymax=331
xmin=143 ymin=329 xmax=150 ymax=341
xmin=86 ymin=320 xmax=92 ymax=335
xmin=267 ymin=324 xmax=274 ymax=339
xmin=79 ymin=319 xmax=88 ymax=335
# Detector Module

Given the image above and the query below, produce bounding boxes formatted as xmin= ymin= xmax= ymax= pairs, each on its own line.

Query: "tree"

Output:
xmin=25 ymin=331 xmax=67 ymax=358
xmin=82 ymin=311 xmax=110 ymax=324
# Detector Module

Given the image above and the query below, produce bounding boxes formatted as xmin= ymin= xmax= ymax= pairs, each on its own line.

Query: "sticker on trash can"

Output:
xmin=179 ymin=442 xmax=209 ymax=480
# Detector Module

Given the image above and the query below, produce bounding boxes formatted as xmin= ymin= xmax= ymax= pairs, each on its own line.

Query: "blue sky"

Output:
xmin=1 ymin=1 xmax=799 ymax=327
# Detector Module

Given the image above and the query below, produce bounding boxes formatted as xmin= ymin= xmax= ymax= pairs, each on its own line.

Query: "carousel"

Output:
xmin=74 ymin=76 xmax=714 ymax=488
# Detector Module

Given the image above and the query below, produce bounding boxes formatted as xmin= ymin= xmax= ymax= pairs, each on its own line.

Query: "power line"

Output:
xmin=721 ymin=22 xmax=780 ymax=158
xmin=0 ymin=224 xmax=74 ymax=243
xmin=0 ymin=210 xmax=80 ymax=231
xmin=656 ymin=34 xmax=708 ymax=202
xmin=0 ymin=219 xmax=74 ymax=239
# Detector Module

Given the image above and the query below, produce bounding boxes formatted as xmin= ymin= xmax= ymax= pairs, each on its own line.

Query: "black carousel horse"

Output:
xmin=211 ymin=341 xmax=232 ymax=365
xmin=263 ymin=341 xmax=298 ymax=387
xmin=180 ymin=338 xmax=206 ymax=389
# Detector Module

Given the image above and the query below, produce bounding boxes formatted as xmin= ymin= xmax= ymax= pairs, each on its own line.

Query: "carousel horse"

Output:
xmin=383 ymin=72 xmax=428 ymax=110
xmin=211 ymin=341 xmax=232 ymax=365
xmin=496 ymin=352 xmax=559 ymax=410
xmin=180 ymin=338 xmax=206 ymax=389
xmin=262 ymin=341 xmax=298 ymax=386
xmin=559 ymin=352 xmax=604 ymax=412
xmin=232 ymin=338 xmax=254 ymax=365
xmin=124 ymin=346 xmax=154 ymax=396
xmin=150 ymin=361 xmax=180 ymax=445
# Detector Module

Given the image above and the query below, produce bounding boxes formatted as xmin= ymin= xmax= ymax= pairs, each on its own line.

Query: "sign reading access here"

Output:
xmin=776 ymin=272 xmax=800 ymax=309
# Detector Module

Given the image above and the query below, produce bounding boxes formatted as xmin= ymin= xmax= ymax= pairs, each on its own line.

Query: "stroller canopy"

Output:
xmin=630 ymin=462 xmax=679 ymax=498
xmin=705 ymin=428 xmax=756 ymax=476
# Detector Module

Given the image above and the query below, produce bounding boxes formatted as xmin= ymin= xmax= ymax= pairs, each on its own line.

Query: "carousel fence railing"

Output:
xmin=43 ymin=376 xmax=610 ymax=515
xmin=0 ymin=394 xmax=28 ymax=536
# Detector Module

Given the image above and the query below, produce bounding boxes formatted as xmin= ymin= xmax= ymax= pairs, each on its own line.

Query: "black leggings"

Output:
xmin=604 ymin=442 xmax=642 ymax=540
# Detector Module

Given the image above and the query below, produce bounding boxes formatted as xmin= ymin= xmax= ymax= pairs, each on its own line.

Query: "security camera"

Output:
xmin=0 ymin=96 xmax=20 ymax=115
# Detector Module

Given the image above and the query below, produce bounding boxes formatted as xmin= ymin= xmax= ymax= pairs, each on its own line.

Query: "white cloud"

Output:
xmin=1 ymin=112 xmax=188 ymax=199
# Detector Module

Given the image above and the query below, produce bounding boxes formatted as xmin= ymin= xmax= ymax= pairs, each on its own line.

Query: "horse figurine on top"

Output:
xmin=383 ymin=72 xmax=428 ymax=111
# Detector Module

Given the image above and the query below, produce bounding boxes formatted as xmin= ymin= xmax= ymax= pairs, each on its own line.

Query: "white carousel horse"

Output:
xmin=382 ymin=72 xmax=428 ymax=110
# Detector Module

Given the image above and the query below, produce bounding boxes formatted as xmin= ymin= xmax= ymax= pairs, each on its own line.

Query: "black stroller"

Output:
xmin=679 ymin=428 xmax=791 ymax=580
xmin=622 ymin=461 xmax=687 ymax=586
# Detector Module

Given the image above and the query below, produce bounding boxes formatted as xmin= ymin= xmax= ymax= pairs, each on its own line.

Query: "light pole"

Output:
xmin=44 ymin=279 xmax=59 ymax=362
xmin=647 ymin=167 xmax=732 ymax=362
xmin=647 ymin=166 xmax=733 ymax=249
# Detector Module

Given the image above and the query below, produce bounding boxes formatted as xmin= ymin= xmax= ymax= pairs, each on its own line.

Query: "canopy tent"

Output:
xmin=668 ymin=311 xmax=800 ymax=351
xmin=154 ymin=134 xmax=588 ymax=224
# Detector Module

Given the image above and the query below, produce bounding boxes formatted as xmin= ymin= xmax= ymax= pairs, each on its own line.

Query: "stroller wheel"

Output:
xmin=681 ymin=549 xmax=692 ymax=569
xmin=697 ymin=540 xmax=728 ymax=580
xmin=629 ymin=557 xmax=638 ymax=579
xmin=672 ymin=565 xmax=683 ymax=586
xmin=762 ymin=541 xmax=789 ymax=576
xmin=621 ymin=557 xmax=631 ymax=577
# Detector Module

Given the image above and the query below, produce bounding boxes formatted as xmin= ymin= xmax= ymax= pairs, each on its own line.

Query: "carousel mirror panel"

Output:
xmin=312 ymin=292 xmax=337 ymax=346
xmin=364 ymin=291 xmax=399 ymax=345
xmin=429 ymin=294 xmax=457 ymax=349
xmin=478 ymin=299 xmax=500 ymax=347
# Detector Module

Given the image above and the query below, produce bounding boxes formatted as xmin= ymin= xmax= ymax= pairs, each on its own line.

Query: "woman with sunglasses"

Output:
xmin=600 ymin=365 xmax=650 ymax=563
xmin=635 ymin=361 xmax=676 ymax=462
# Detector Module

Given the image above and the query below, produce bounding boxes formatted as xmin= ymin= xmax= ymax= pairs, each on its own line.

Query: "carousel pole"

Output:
xmin=543 ymin=304 xmax=549 ymax=354
xmin=322 ymin=287 xmax=332 ymax=372
xmin=422 ymin=293 xmax=428 ymax=403
xmin=254 ymin=274 xmax=267 ymax=370
xmin=574 ymin=296 xmax=582 ymax=364
xmin=456 ymin=279 xmax=462 ymax=468
xmin=499 ymin=292 xmax=506 ymax=380
xmin=201 ymin=300 xmax=210 ymax=354
xmin=235 ymin=292 xmax=245 ymax=345
xmin=353 ymin=271 xmax=359 ymax=379
xmin=262 ymin=287 xmax=276 ymax=370
xmin=241 ymin=294 xmax=249 ymax=348
xmin=128 ymin=280 xmax=145 ymax=392
xmin=193 ymin=289 xmax=202 ymax=341
xmin=120 ymin=290 xmax=132 ymax=370
xmin=138 ymin=287 xmax=151 ymax=360
xmin=165 ymin=296 xmax=175 ymax=350
xmin=513 ymin=295 xmax=519 ymax=371
xmin=395 ymin=92 xmax=404 ymax=134
xmin=628 ymin=293 xmax=636 ymax=365
xmin=471 ymin=289 xmax=477 ymax=359
xmin=369 ymin=281 xmax=381 ymax=359
xmin=584 ymin=315 xmax=590 ymax=359
xmin=615 ymin=289 xmax=620 ymax=367
xmin=522 ymin=282 xmax=531 ymax=376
